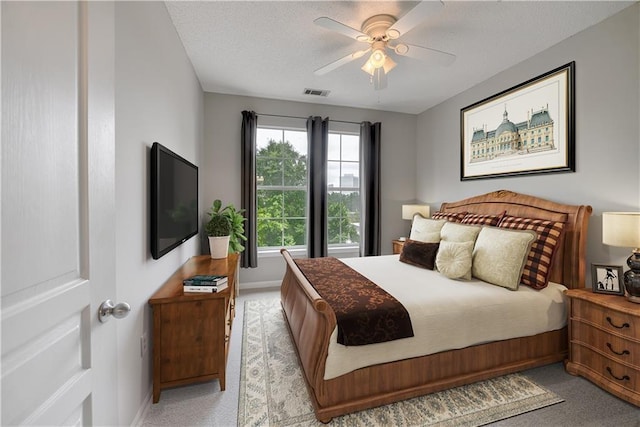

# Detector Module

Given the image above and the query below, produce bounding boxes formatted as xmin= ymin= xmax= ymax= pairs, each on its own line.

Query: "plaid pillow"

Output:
xmin=498 ymin=215 xmax=565 ymax=290
xmin=460 ymin=211 xmax=506 ymax=226
xmin=431 ymin=211 xmax=466 ymax=223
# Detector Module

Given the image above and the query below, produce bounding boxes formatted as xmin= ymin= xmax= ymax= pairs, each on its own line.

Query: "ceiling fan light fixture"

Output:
xmin=382 ymin=55 xmax=397 ymax=73
xmin=369 ymin=48 xmax=386 ymax=69
xmin=372 ymin=67 xmax=388 ymax=91
xmin=361 ymin=59 xmax=375 ymax=76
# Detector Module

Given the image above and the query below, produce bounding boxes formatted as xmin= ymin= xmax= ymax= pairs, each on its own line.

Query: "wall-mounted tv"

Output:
xmin=150 ymin=142 xmax=198 ymax=259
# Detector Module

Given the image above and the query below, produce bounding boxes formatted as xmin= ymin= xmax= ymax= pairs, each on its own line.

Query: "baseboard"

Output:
xmin=240 ymin=280 xmax=281 ymax=290
xmin=131 ymin=388 xmax=152 ymax=426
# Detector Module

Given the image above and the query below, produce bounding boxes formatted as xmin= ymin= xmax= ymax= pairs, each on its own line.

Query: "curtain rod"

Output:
xmin=256 ymin=112 xmax=361 ymax=126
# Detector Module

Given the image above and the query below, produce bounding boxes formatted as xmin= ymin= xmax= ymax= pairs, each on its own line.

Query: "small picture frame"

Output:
xmin=591 ymin=264 xmax=625 ymax=295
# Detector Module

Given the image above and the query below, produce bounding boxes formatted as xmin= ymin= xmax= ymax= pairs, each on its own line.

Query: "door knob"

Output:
xmin=98 ymin=299 xmax=131 ymax=323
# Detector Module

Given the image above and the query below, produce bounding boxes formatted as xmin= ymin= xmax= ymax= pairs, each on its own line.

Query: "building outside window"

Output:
xmin=327 ymin=132 xmax=360 ymax=246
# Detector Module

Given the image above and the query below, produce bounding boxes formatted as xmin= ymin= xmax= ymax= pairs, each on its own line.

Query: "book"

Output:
xmin=183 ymin=285 xmax=218 ymax=293
xmin=183 ymin=280 xmax=228 ymax=293
xmin=184 ymin=274 xmax=226 ymax=282
xmin=183 ymin=277 xmax=228 ymax=287
xmin=183 ymin=275 xmax=228 ymax=287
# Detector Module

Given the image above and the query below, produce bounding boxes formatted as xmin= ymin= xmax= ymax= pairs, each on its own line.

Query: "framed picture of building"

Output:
xmin=460 ymin=62 xmax=575 ymax=180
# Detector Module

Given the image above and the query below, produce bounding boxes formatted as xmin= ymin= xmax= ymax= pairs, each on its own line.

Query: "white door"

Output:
xmin=1 ymin=2 xmax=120 ymax=425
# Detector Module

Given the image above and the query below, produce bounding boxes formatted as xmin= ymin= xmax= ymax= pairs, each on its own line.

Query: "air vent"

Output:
xmin=303 ymin=88 xmax=330 ymax=97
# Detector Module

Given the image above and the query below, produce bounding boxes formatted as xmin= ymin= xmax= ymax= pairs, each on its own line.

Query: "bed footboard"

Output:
xmin=279 ymin=249 xmax=335 ymax=416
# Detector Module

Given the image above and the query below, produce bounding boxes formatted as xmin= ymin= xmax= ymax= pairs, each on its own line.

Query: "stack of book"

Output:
xmin=183 ymin=274 xmax=228 ymax=293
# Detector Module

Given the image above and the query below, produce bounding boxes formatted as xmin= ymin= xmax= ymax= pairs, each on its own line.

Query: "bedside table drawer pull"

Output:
xmin=606 ymin=342 xmax=630 ymax=356
xmin=606 ymin=366 xmax=630 ymax=382
xmin=606 ymin=317 xmax=630 ymax=329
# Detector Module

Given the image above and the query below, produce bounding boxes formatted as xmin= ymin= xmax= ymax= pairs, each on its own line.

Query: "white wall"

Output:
xmin=202 ymin=94 xmax=417 ymax=284
xmin=114 ymin=2 xmax=203 ymax=423
xmin=416 ymin=4 xmax=640 ymax=286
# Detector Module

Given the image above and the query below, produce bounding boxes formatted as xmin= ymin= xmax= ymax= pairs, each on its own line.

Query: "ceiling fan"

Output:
xmin=313 ymin=1 xmax=456 ymax=90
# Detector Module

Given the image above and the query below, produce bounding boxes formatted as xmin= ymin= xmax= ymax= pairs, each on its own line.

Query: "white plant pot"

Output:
xmin=209 ymin=235 xmax=230 ymax=259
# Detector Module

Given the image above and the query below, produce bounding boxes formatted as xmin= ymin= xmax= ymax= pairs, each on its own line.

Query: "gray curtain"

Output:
xmin=306 ymin=116 xmax=329 ymax=258
xmin=240 ymin=110 xmax=258 ymax=268
xmin=360 ymin=121 xmax=382 ymax=256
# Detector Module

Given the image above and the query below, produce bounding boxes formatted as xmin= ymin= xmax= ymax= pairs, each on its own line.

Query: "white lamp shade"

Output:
xmin=602 ymin=212 xmax=640 ymax=248
xmin=402 ymin=204 xmax=430 ymax=220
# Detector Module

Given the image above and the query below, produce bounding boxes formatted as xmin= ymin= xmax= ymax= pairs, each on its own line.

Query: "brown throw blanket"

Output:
xmin=293 ymin=257 xmax=414 ymax=346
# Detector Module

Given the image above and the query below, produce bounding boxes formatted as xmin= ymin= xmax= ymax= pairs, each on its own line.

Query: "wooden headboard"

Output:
xmin=439 ymin=190 xmax=592 ymax=289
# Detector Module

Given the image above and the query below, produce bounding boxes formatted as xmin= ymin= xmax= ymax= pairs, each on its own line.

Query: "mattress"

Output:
xmin=323 ymin=254 xmax=568 ymax=379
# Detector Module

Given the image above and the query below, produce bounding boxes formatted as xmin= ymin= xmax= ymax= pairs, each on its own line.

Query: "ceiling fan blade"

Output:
xmin=396 ymin=43 xmax=456 ymax=66
xmin=314 ymin=48 xmax=371 ymax=76
xmin=386 ymin=1 xmax=443 ymax=39
xmin=314 ymin=17 xmax=369 ymax=41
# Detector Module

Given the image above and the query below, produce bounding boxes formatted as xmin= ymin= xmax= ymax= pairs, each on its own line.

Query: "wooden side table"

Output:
xmin=565 ymin=288 xmax=640 ymax=407
xmin=392 ymin=239 xmax=405 ymax=254
xmin=148 ymin=253 xmax=238 ymax=403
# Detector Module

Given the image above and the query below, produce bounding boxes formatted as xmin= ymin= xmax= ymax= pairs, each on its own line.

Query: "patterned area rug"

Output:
xmin=238 ymin=299 xmax=564 ymax=427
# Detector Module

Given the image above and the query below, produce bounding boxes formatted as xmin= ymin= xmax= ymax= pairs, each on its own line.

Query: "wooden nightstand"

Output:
xmin=565 ymin=288 xmax=640 ymax=407
xmin=392 ymin=239 xmax=405 ymax=255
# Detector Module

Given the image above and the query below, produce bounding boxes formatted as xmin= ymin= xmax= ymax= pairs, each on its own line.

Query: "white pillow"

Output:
xmin=472 ymin=227 xmax=537 ymax=291
xmin=440 ymin=222 xmax=482 ymax=243
xmin=436 ymin=240 xmax=474 ymax=280
xmin=410 ymin=216 xmax=445 ymax=243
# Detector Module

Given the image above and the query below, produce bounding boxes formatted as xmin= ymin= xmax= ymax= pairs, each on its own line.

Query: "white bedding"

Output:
xmin=323 ymin=254 xmax=568 ymax=380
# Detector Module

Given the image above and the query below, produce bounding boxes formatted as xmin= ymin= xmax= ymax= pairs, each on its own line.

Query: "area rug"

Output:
xmin=238 ymin=299 xmax=564 ymax=427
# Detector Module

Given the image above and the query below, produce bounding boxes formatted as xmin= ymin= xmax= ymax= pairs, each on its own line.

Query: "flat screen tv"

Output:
xmin=150 ymin=142 xmax=198 ymax=259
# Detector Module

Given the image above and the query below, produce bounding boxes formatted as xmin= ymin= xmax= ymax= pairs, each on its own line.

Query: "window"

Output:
xmin=256 ymin=128 xmax=308 ymax=249
xmin=327 ymin=132 xmax=360 ymax=246
xmin=255 ymin=124 xmax=361 ymax=252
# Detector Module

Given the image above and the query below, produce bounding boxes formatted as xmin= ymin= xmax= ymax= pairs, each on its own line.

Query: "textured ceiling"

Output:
xmin=165 ymin=1 xmax=634 ymax=114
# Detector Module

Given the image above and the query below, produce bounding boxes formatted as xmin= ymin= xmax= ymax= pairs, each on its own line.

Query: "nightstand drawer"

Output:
xmin=571 ymin=298 xmax=639 ymax=340
xmin=570 ymin=344 xmax=639 ymax=391
xmin=571 ymin=319 xmax=640 ymax=366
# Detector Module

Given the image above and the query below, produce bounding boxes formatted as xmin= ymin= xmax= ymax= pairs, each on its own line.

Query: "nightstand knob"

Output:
xmin=606 ymin=316 xmax=630 ymax=329
xmin=606 ymin=366 xmax=630 ymax=382
xmin=606 ymin=342 xmax=630 ymax=356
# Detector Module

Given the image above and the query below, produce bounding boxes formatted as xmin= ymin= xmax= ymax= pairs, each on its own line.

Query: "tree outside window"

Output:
xmin=256 ymin=127 xmax=360 ymax=250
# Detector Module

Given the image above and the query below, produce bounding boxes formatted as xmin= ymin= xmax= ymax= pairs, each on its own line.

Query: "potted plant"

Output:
xmin=223 ymin=203 xmax=247 ymax=254
xmin=205 ymin=199 xmax=247 ymax=258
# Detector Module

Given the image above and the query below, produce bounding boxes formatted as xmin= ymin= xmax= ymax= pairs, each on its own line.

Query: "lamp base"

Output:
xmin=623 ymin=250 xmax=640 ymax=304
xmin=627 ymin=294 xmax=640 ymax=304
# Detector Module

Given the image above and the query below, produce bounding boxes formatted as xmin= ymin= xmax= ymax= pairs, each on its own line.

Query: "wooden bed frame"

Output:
xmin=280 ymin=190 xmax=592 ymax=422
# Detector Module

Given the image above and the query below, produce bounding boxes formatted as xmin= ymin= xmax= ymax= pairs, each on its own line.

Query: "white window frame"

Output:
xmin=255 ymin=117 xmax=362 ymax=258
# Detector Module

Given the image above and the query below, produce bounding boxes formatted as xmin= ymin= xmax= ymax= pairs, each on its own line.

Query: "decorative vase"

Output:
xmin=209 ymin=236 xmax=230 ymax=259
xmin=624 ymin=251 xmax=640 ymax=303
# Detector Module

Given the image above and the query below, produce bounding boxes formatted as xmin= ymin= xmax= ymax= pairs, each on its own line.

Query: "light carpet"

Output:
xmin=238 ymin=299 xmax=564 ymax=427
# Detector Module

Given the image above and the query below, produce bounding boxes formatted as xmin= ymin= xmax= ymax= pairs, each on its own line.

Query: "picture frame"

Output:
xmin=460 ymin=62 xmax=575 ymax=180
xmin=591 ymin=264 xmax=625 ymax=295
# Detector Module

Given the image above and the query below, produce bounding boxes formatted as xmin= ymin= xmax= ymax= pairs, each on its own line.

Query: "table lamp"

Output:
xmin=402 ymin=204 xmax=430 ymax=221
xmin=602 ymin=212 xmax=640 ymax=303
